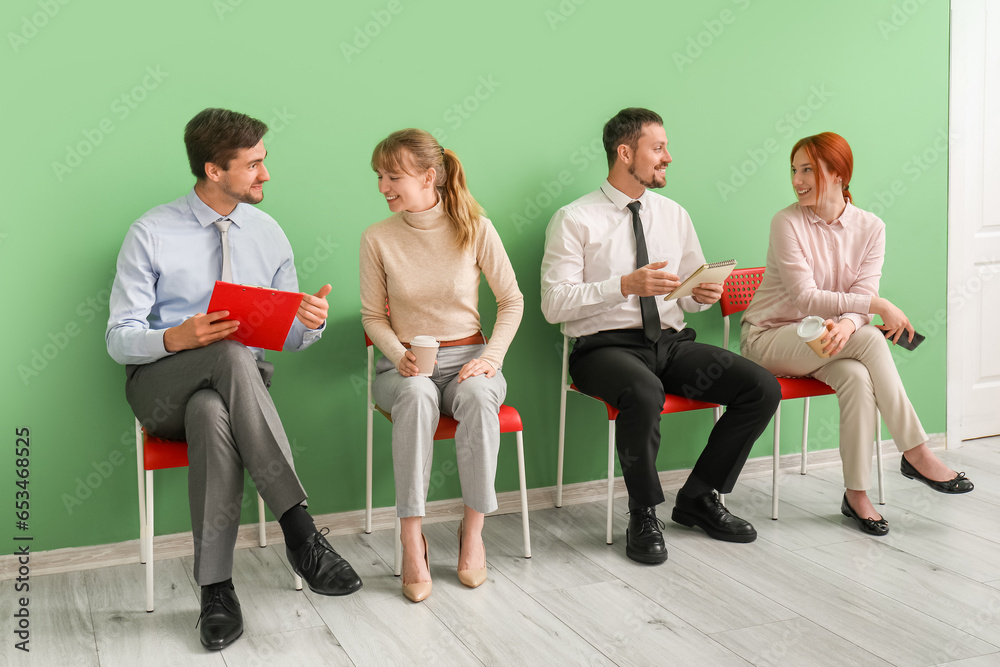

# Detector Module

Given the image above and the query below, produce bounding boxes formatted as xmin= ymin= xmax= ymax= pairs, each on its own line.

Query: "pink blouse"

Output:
xmin=742 ymin=202 xmax=885 ymax=331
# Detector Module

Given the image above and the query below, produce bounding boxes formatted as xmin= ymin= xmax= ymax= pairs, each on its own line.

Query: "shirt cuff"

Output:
xmin=601 ymin=276 xmax=629 ymax=304
xmin=840 ymin=313 xmax=867 ymax=332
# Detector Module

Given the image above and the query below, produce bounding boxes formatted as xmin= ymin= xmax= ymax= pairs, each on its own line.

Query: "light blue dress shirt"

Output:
xmin=106 ymin=188 xmax=323 ymax=365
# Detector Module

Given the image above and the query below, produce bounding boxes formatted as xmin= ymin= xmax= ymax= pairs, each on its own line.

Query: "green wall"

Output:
xmin=2 ymin=0 xmax=950 ymax=551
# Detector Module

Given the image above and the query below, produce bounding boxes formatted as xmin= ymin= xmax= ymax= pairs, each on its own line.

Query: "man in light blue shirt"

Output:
xmin=107 ymin=108 xmax=361 ymax=651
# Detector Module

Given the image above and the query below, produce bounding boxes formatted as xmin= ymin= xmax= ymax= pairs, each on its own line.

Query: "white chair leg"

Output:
xmin=256 ymin=493 xmax=266 ymax=547
xmin=556 ymin=386 xmax=567 ymax=508
xmin=145 ymin=470 xmax=155 ymax=613
xmin=875 ymin=409 xmax=885 ymax=505
xmin=365 ymin=407 xmax=374 ymax=534
xmin=393 ymin=516 xmax=402 ymax=577
xmin=719 ymin=493 xmax=725 ymax=505
xmin=772 ymin=404 xmax=781 ymax=520
xmin=136 ymin=421 xmax=146 ymax=565
xmin=801 ymin=397 xmax=810 ymax=474
xmin=294 ymin=574 xmax=302 ymax=591
xmin=516 ymin=431 xmax=531 ymax=558
xmin=607 ymin=421 xmax=615 ymax=545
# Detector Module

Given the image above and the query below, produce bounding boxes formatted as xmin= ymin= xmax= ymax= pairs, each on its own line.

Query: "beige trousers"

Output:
xmin=741 ymin=323 xmax=927 ymax=490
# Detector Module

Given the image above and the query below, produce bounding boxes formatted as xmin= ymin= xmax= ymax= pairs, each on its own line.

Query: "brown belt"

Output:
xmin=402 ymin=331 xmax=487 ymax=349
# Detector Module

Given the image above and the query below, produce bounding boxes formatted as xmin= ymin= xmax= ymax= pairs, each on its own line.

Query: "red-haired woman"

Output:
xmin=360 ymin=129 xmax=523 ymax=601
xmin=740 ymin=132 xmax=972 ymax=535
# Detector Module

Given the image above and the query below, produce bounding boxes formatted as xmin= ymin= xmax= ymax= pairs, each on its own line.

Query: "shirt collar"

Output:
xmin=600 ymin=179 xmax=648 ymax=212
xmin=186 ymin=187 xmax=247 ymax=229
xmin=801 ymin=201 xmax=856 ymax=228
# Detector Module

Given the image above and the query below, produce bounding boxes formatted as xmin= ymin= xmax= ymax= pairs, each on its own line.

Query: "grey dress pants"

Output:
xmin=126 ymin=340 xmax=307 ymax=585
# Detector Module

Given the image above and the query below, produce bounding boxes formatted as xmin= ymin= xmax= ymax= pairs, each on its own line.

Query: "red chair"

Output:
xmin=555 ymin=333 xmax=721 ymax=544
xmin=364 ymin=334 xmax=531 ymax=575
xmin=719 ymin=267 xmax=884 ymax=519
xmin=136 ymin=419 xmax=301 ymax=612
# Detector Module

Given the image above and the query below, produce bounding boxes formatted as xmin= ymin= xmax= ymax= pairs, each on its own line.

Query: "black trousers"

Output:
xmin=569 ymin=328 xmax=780 ymax=508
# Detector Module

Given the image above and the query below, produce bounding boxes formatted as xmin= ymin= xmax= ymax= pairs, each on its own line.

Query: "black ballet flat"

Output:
xmin=900 ymin=457 xmax=974 ymax=494
xmin=840 ymin=493 xmax=889 ymax=536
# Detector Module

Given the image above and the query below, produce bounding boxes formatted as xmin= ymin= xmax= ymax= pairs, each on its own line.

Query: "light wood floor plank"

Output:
xmin=366 ymin=521 xmax=615 ymax=666
xmin=935 ymin=655 xmax=1000 ymax=667
xmin=530 ymin=502 xmax=798 ymax=634
xmin=91 ymin=594 xmax=225 ymax=667
xmin=0 ymin=571 xmax=99 ymax=667
xmin=797 ymin=539 xmax=1000 ymax=648
xmin=532 ymin=579 xmax=750 ymax=666
xmin=479 ymin=513 xmax=619 ymax=594
xmin=666 ymin=530 xmax=997 ymax=666
xmin=84 ymin=557 xmax=195 ymax=612
xmin=219 ymin=625 xmax=354 ymax=667
xmin=711 ymin=617 xmax=893 ymax=666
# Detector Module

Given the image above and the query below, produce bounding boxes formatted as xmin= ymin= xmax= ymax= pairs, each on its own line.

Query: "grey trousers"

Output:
xmin=372 ymin=344 xmax=506 ymax=517
xmin=126 ymin=340 xmax=307 ymax=585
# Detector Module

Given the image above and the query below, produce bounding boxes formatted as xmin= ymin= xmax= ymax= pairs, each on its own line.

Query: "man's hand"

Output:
xmin=457 ymin=358 xmax=496 ymax=383
xmin=163 ymin=311 xmax=239 ymax=352
xmin=820 ymin=318 xmax=856 ymax=356
xmin=621 ymin=261 xmax=680 ymax=297
xmin=297 ymin=284 xmax=332 ymax=330
xmin=691 ymin=282 xmax=723 ymax=305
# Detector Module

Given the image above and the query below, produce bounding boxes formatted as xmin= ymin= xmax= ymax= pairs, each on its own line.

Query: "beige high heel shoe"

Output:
xmin=457 ymin=521 xmax=487 ymax=588
xmin=401 ymin=534 xmax=432 ymax=602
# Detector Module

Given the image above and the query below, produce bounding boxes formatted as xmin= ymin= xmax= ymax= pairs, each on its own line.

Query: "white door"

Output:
xmin=948 ymin=0 xmax=1000 ymax=442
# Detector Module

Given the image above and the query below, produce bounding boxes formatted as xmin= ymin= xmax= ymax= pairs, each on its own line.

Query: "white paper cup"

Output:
xmin=797 ymin=316 xmax=830 ymax=358
xmin=409 ymin=335 xmax=440 ymax=376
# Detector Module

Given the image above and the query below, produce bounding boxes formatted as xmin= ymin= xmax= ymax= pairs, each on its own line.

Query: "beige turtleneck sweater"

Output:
xmin=360 ymin=201 xmax=523 ymax=370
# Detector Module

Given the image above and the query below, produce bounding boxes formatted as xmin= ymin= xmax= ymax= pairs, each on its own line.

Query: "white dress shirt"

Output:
xmin=540 ymin=180 xmax=710 ymax=338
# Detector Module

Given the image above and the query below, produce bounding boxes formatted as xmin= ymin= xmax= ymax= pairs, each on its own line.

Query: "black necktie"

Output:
xmin=627 ymin=200 xmax=661 ymax=344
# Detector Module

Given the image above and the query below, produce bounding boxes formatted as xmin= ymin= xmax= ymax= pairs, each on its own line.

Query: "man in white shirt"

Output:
xmin=541 ymin=108 xmax=780 ymax=564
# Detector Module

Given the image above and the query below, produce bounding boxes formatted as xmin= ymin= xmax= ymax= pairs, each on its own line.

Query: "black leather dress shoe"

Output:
xmin=671 ymin=492 xmax=757 ymax=543
xmin=626 ymin=506 xmax=668 ymax=564
xmin=901 ymin=457 xmax=974 ymax=494
xmin=287 ymin=528 xmax=363 ymax=596
xmin=840 ymin=493 xmax=889 ymax=536
xmin=197 ymin=583 xmax=243 ymax=650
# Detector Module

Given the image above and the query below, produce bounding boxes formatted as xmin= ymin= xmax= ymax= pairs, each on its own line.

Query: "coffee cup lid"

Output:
xmin=797 ymin=316 xmax=826 ymax=340
xmin=410 ymin=335 xmax=439 ymax=348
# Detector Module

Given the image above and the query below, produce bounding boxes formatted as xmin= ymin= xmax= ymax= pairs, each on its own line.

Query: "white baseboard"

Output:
xmin=0 ymin=436 xmax=938 ymax=581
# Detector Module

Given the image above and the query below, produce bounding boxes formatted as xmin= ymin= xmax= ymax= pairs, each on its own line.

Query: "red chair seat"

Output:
xmin=142 ymin=431 xmax=189 ymax=470
xmin=776 ymin=377 xmax=836 ymax=401
xmin=569 ymin=383 xmax=720 ymax=420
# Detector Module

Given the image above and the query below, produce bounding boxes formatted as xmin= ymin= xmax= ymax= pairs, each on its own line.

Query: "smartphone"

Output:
xmin=883 ymin=329 xmax=925 ymax=351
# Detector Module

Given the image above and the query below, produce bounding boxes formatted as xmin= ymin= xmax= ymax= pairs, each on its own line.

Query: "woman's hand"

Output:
xmin=396 ymin=350 xmax=422 ymax=377
xmin=457 ymin=358 xmax=496 ymax=383
xmin=821 ymin=318 xmax=856 ymax=356
xmin=871 ymin=296 xmax=915 ymax=344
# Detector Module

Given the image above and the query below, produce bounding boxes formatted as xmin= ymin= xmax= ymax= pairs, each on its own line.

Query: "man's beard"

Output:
xmin=220 ymin=177 xmax=263 ymax=204
xmin=629 ymin=163 xmax=666 ymax=189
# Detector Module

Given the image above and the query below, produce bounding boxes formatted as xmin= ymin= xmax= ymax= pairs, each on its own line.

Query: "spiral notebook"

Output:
xmin=664 ymin=259 xmax=737 ymax=300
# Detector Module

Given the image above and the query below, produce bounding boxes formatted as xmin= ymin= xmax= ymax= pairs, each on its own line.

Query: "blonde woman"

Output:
xmin=360 ymin=129 xmax=523 ymax=601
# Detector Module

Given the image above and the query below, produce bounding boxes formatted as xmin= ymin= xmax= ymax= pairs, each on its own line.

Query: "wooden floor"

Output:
xmin=4 ymin=438 xmax=999 ymax=667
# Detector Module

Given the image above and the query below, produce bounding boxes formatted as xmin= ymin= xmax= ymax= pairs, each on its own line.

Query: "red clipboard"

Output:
xmin=206 ymin=281 xmax=304 ymax=351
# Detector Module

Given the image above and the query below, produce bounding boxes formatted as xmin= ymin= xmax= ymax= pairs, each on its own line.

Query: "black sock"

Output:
xmin=678 ymin=474 xmax=714 ymax=499
xmin=202 ymin=577 xmax=234 ymax=592
xmin=628 ymin=497 xmax=659 ymax=513
xmin=279 ymin=505 xmax=316 ymax=551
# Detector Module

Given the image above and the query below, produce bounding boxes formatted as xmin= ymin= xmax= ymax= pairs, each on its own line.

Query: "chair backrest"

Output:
xmin=719 ymin=267 xmax=765 ymax=349
xmin=720 ymin=267 xmax=765 ymax=317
